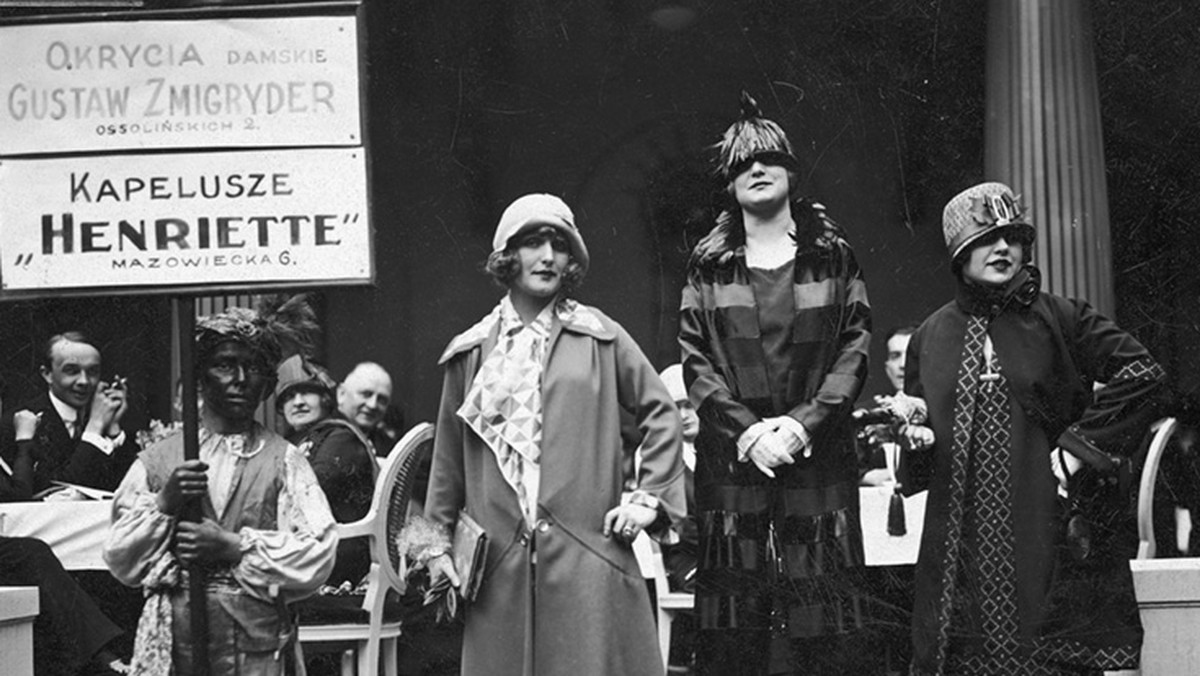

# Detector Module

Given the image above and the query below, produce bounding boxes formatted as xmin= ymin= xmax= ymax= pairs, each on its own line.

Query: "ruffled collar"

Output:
xmin=198 ymin=422 xmax=266 ymax=459
xmin=954 ymin=279 xmax=1010 ymax=319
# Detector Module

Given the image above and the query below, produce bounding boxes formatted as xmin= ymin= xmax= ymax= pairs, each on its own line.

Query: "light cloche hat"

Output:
xmin=492 ymin=193 xmax=589 ymax=272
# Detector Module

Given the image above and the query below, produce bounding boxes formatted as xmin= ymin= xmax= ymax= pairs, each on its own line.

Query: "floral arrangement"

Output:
xmin=396 ymin=515 xmax=458 ymax=623
xmin=136 ymin=419 xmax=184 ymax=451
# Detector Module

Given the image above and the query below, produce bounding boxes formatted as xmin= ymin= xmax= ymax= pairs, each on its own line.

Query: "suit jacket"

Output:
xmin=0 ymin=392 xmax=139 ymax=494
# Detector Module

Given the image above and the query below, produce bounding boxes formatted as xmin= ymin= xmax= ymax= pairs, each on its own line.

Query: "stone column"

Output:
xmin=985 ymin=0 xmax=1112 ymax=315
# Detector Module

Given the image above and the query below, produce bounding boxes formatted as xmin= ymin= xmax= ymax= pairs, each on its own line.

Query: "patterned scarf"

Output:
xmin=927 ymin=314 xmax=991 ymax=673
xmin=458 ymin=296 xmax=554 ymax=524
xmin=129 ymin=551 xmax=181 ymax=676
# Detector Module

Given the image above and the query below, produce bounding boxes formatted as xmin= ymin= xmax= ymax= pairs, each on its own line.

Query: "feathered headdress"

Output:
xmin=194 ymin=294 xmax=320 ymax=373
xmin=713 ymin=90 xmax=801 ymax=181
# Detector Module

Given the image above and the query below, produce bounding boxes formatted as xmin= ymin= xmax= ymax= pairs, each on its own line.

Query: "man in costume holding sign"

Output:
xmin=104 ymin=299 xmax=337 ymax=675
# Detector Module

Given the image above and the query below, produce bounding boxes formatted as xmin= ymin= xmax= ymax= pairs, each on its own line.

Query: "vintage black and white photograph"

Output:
xmin=0 ymin=1 xmax=1197 ymax=675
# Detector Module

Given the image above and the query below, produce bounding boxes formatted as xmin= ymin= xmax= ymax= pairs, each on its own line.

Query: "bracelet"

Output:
xmin=417 ymin=546 xmax=450 ymax=564
xmin=626 ymin=491 xmax=660 ymax=511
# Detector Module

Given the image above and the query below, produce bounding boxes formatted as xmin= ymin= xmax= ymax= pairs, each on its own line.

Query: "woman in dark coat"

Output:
xmin=904 ymin=182 xmax=1165 ymax=675
xmin=678 ymin=93 xmax=873 ymax=675
xmin=276 ymin=354 xmax=377 ymax=588
xmin=420 ymin=193 xmax=686 ymax=676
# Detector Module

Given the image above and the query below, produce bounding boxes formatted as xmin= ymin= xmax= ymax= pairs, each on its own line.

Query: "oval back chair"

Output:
xmin=298 ymin=422 xmax=435 ymax=676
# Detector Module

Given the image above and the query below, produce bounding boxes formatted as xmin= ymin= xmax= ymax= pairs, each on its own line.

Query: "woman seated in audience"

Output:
xmin=276 ymin=354 xmax=378 ymax=588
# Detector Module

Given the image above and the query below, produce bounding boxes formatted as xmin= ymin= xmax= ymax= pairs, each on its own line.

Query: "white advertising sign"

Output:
xmin=0 ymin=15 xmax=362 ymax=154
xmin=0 ymin=148 xmax=371 ymax=293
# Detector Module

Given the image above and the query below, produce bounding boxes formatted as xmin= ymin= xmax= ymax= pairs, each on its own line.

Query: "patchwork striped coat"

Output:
xmin=679 ymin=216 xmax=872 ymax=492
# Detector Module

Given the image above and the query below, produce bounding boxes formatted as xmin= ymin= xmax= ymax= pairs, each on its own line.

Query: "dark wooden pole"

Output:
xmin=175 ymin=296 xmax=209 ymax=676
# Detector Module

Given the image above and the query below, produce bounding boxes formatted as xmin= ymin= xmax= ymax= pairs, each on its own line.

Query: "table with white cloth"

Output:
xmin=0 ymin=500 xmax=113 ymax=570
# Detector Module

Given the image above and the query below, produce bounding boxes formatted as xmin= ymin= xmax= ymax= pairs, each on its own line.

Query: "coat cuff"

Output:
xmin=81 ymin=430 xmax=116 ymax=456
xmin=626 ymin=490 xmax=678 ymax=545
xmin=1056 ymin=425 xmax=1117 ymax=472
xmin=774 ymin=416 xmax=811 ymax=455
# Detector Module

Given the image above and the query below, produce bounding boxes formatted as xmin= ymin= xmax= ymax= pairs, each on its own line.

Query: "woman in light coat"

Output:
xmin=421 ymin=193 xmax=687 ymax=676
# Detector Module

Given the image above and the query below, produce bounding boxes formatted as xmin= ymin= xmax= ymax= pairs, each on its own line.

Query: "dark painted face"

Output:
xmin=200 ymin=340 xmax=269 ymax=424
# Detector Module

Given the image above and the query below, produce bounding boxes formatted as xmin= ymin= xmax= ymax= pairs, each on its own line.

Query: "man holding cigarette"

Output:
xmin=0 ymin=331 xmax=139 ymax=493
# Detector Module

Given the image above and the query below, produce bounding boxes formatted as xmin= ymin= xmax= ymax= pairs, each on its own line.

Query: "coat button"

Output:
xmin=519 ymin=535 xmax=529 ymax=547
xmin=536 ymin=520 xmax=551 ymax=533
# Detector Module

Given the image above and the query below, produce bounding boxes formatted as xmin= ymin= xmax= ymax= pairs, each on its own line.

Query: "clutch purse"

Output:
xmin=452 ymin=510 xmax=488 ymax=602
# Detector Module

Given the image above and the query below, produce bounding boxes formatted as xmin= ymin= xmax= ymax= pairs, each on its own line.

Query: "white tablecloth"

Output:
xmin=0 ymin=500 xmax=112 ymax=570
xmin=860 ymin=486 xmax=927 ymax=567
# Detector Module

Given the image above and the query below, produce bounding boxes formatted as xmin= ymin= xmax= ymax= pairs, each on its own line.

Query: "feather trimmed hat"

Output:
xmin=492 ymin=193 xmax=590 ymax=272
xmin=942 ymin=182 xmax=1035 ymax=260
xmin=714 ymin=90 xmax=802 ymax=181
xmin=195 ymin=294 xmax=320 ymax=375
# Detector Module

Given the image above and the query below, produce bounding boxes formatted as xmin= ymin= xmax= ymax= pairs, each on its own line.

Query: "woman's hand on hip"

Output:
xmin=604 ymin=503 xmax=657 ymax=542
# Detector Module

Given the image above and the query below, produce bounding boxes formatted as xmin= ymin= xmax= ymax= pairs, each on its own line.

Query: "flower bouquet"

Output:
xmin=396 ymin=515 xmax=458 ymax=623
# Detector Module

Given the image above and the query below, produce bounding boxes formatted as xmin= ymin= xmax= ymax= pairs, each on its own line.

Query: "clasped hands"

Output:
xmin=86 ymin=376 xmax=129 ymax=438
xmin=742 ymin=417 xmax=809 ymax=478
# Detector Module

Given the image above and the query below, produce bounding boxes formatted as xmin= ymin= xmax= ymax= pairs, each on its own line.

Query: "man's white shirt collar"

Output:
xmin=48 ymin=391 xmax=78 ymax=427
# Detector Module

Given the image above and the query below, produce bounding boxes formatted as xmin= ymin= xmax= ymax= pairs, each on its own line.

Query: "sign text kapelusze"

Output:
xmin=70 ymin=171 xmax=294 ymax=202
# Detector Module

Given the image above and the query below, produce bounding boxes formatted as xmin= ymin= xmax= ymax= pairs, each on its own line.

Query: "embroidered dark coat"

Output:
xmin=906 ymin=286 xmax=1165 ymax=673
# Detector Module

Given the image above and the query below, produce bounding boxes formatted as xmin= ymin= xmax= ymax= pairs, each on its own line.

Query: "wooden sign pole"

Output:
xmin=175 ymin=295 xmax=209 ymax=676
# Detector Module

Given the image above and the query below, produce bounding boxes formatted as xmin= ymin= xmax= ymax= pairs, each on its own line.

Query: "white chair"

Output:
xmin=1135 ymin=416 xmax=1180 ymax=560
xmin=298 ymin=422 xmax=435 ymax=676
xmin=632 ymin=532 xmax=695 ymax=675
xmin=1127 ymin=417 xmax=1200 ymax=676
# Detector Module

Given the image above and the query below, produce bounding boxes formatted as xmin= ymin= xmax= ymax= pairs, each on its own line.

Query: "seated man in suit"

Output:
xmin=1 ymin=332 xmax=138 ymax=494
xmin=0 ymin=372 xmax=128 ymax=675
xmin=337 ymin=361 xmax=395 ymax=454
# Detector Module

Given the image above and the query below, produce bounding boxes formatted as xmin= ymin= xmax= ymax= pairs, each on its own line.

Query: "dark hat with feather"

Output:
xmin=194 ymin=294 xmax=320 ymax=377
xmin=714 ymin=90 xmax=802 ymax=181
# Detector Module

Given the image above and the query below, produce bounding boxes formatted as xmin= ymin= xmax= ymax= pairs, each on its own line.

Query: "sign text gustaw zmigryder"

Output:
xmin=8 ymin=41 xmax=335 ymax=122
